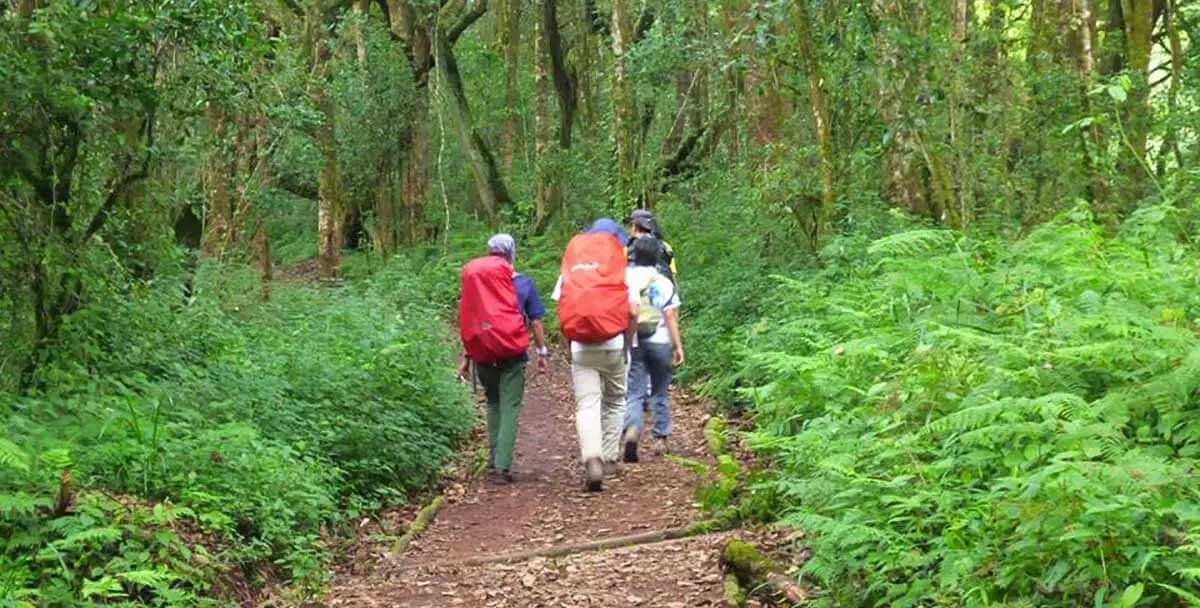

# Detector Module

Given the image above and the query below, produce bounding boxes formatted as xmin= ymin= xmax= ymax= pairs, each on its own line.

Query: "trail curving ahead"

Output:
xmin=325 ymin=352 xmax=733 ymax=607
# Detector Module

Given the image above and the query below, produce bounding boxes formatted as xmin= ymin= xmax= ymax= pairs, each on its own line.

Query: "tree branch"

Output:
xmin=81 ymin=102 xmax=156 ymax=244
xmin=446 ymin=0 xmax=487 ymax=44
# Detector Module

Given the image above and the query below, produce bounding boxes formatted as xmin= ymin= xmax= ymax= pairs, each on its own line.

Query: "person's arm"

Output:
xmin=624 ymin=301 xmax=638 ymax=362
xmin=532 ymin=320 xmax=548 ymax=371
xmin=665 ymin=307 xmax=684 ymax=367
xmin=523 ymin=279 xmax=549 ymax=370
xmin=624 ymin=277 xmax=640 ymax=361
xmin=456 ymin=346 xmax=471 ymax=381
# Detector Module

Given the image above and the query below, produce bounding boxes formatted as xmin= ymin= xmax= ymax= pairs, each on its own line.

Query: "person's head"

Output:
xmin=585 ymin=218 xmax=629 ymax=245
xmin=626 ymin=208 xmax=655 ymax=237
xmin=487 ymin=233 xmax=516 ymax=263
xmin=629 ymin=235 xmax=661 ymax=268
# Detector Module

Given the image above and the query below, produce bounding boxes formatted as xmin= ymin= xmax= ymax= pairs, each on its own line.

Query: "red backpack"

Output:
xmin=459 ymin=256 xmax=529 ymax=364
xmin=557 ymin=233 xmax=629 ymax=343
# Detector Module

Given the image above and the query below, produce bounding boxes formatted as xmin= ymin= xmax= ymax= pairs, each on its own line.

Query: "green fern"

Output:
xmin=867 ymin=229 xmax=956 ymax=258
xmin=0 ymin=438 xmax=28 ymax=473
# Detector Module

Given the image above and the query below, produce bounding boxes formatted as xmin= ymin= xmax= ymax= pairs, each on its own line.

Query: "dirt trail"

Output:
xmin=324 ymin=355 xmax=732 ymax=607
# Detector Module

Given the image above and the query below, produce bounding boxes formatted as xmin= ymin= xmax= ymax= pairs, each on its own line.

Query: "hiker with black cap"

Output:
xmin=626 ymin=209 xmax=677 ymax=283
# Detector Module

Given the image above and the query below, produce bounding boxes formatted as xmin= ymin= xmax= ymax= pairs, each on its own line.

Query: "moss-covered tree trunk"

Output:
xmin=611 ymin=0 xmax=637 ymax=206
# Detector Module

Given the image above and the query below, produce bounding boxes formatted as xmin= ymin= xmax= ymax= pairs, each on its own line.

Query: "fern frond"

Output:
xmin=868 ymin=229 xmax=956 ymax=258
xmin=0 ymin=438 xmax=29 ymax=472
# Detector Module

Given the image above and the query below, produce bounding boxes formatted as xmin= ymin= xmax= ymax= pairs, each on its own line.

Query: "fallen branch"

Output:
xmin=720 ymin=538 xmax=807 ymax=605
xmin=435 ymin=520 xmax=731 ymax=568
xmin=724 ymin=572 xmax=747 ymax=607
xmin=389 ymin=495 xmax=444 ymax=557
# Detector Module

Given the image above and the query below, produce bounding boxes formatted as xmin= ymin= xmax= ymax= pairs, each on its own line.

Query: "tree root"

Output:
xmin=432 ymin=519 xmax=732 ymax=568
xmin=720 ymin=538 xmax=807 ymax=605
xmin=389 ymin=495 xmax=444 ymax=558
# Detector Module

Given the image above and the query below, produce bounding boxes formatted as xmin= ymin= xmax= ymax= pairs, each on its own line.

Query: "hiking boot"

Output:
xmin=623 ymin=425 xmax=640 ymax=463
xmin=652 ymin=435 xmax=671 ymax=456
xmin=603 ymin=461 xmax=620 ymax=477
xmin=584 ymin=458 xmax=604 ymax=492
xmin=487 ymin=469 xmax=514 ymax=484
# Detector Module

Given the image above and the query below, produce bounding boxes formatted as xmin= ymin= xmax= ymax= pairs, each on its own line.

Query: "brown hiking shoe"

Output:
xmin=487 ymin=469 xmax=514 ymax=484
xmin=602 ymin=461 xmax=620 ymax=477
xmin=584 ymin=458 xmax=603 ymax=492
xmin=622 ymin=425 xmax=640 ymax=463
xmin=652 ymin=436 xmax=671 ymax=456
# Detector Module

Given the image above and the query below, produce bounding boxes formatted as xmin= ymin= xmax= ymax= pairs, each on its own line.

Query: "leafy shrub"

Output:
xmin=714 ymin=206 xmax=1200 ymax=606
xmin=0 ymin=261 xmax=473 ymax=604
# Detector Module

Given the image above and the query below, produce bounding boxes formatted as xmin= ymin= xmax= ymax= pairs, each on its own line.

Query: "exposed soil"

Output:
xmin=323 ymin=353 xmax=734 ymax=607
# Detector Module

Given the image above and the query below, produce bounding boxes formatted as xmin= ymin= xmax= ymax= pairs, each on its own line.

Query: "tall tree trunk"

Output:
xmin=203 ymin=103 xmax=232 ymax=258
xmin=1162 ymin=0 xmax=1184 ymax=171
xmin=256 ymin=224 xmax=272 ymax=302
xmin=534 ymin=13 xmax=557 ymax=229
xmin=795 ymin=0 xmax=834 ymax=229
xmin=575 ymin=0 xmax=596 ymax=129
xmin=402 ymin=99 xmax=430 ymax=245
xmin=315 ymin=105 xmax=342 ymax=279
xmin=611 ymin=0 xmax=637 ymax=206
xmin=1119 ymin=0 xmax=1154 ymax=198
xmin=946 ymin=0 xmax=972 ymax=227
xmin=500 ymin=0 xmax=522 ymax=173
xmin=434 ymin=30 xmax=513 ymax=221
xmin=543 ymin=0 xmax=576 ymax=149
xmin=374 ymin=153 xmax=395 ymax=253
xmin=874 ymin=0 xmax=927 ymax=216
xmin=1074 ymin=0 xmax=1108 ymax=208
xmin=306 ymin=0 xmax=341 ymax=279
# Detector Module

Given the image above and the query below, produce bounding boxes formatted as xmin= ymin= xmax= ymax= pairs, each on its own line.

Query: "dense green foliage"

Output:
xmin=0 ymin=263 xmax=472 ymax=605
xmin=673 ymin=204 xmax=1200 ymax=605
xmin=5 ymin=0 xmax=1200 ymax=604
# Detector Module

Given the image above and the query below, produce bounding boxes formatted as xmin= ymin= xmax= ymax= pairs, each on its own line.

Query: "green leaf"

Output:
xmin=1119 ymin=583 xmax=1144 ymax=608
xmin=1155 ymin=583 xmax=1200 ymax=606
xmin=81 ymin=576 xmax=125 ymax=600
xmin=1107 ymin=84 xmax=1128 ymax=103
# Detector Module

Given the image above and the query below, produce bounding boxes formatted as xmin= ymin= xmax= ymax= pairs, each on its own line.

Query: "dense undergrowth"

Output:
xmin=0 ymin=262 xmax=472 ymax=606
xmin=673 ymin=202 xmax=1200 ymax=606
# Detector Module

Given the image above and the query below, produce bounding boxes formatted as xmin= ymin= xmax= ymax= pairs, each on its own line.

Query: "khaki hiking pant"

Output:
xmin=571 ymin=348 xmax=627 ymax=464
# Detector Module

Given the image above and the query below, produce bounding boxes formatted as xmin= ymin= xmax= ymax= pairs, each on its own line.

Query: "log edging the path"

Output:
xmin=425 ymin=518 xmax=734 ymax=568
xmin=389 ymin=495 xmax=444 ymax=558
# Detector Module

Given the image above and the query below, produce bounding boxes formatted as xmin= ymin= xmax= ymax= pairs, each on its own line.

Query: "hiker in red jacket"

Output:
xmin=457 ymin=234 xmax=547 ymax=484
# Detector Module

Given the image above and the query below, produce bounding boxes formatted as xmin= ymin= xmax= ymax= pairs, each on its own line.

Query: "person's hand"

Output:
xmin=564 ymin=349 xmax=573 ymax=365
xmin=536 ymin=347 xmax=549 ymax=373
xmin=673 ymin=345 xmax=685 ymax=368
xmin=456 ymin=358 xmax=470 ymax=383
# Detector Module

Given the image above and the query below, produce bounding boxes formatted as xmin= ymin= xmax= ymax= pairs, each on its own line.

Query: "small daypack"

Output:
xmin=459 ymin=256 xmax=529 ymax=364
xmin=632 ymin=268 xmax=675 ymax=339
xmin=557 ymin=233 xmax=628 ymax=343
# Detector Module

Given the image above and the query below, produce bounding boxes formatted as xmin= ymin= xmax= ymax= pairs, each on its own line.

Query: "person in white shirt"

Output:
xmin=621 ymin=236 xmax=684 ymax=462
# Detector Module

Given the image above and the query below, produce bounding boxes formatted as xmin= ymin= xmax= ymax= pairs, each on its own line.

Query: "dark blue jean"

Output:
xmin=624 ymin=341 xmax=673 ymax=438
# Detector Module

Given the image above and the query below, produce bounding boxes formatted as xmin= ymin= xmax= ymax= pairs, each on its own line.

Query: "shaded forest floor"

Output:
xmin=322 ymin=352 xmax=744 ymax=607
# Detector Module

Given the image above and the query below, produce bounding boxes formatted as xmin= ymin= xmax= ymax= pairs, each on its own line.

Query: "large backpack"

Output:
xmin=459 ymin=256 xmax=529 ymax=364
xmin=558 ymin=233 xmax=629 ymax=343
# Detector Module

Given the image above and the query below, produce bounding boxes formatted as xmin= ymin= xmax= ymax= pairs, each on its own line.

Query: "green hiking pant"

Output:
xmin=475 ymin=357 xmax=527 ymax=472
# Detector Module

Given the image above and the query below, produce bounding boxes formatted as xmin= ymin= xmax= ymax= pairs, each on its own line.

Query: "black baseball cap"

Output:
xmin=625 ymin=208 xmax=654 ymax=223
